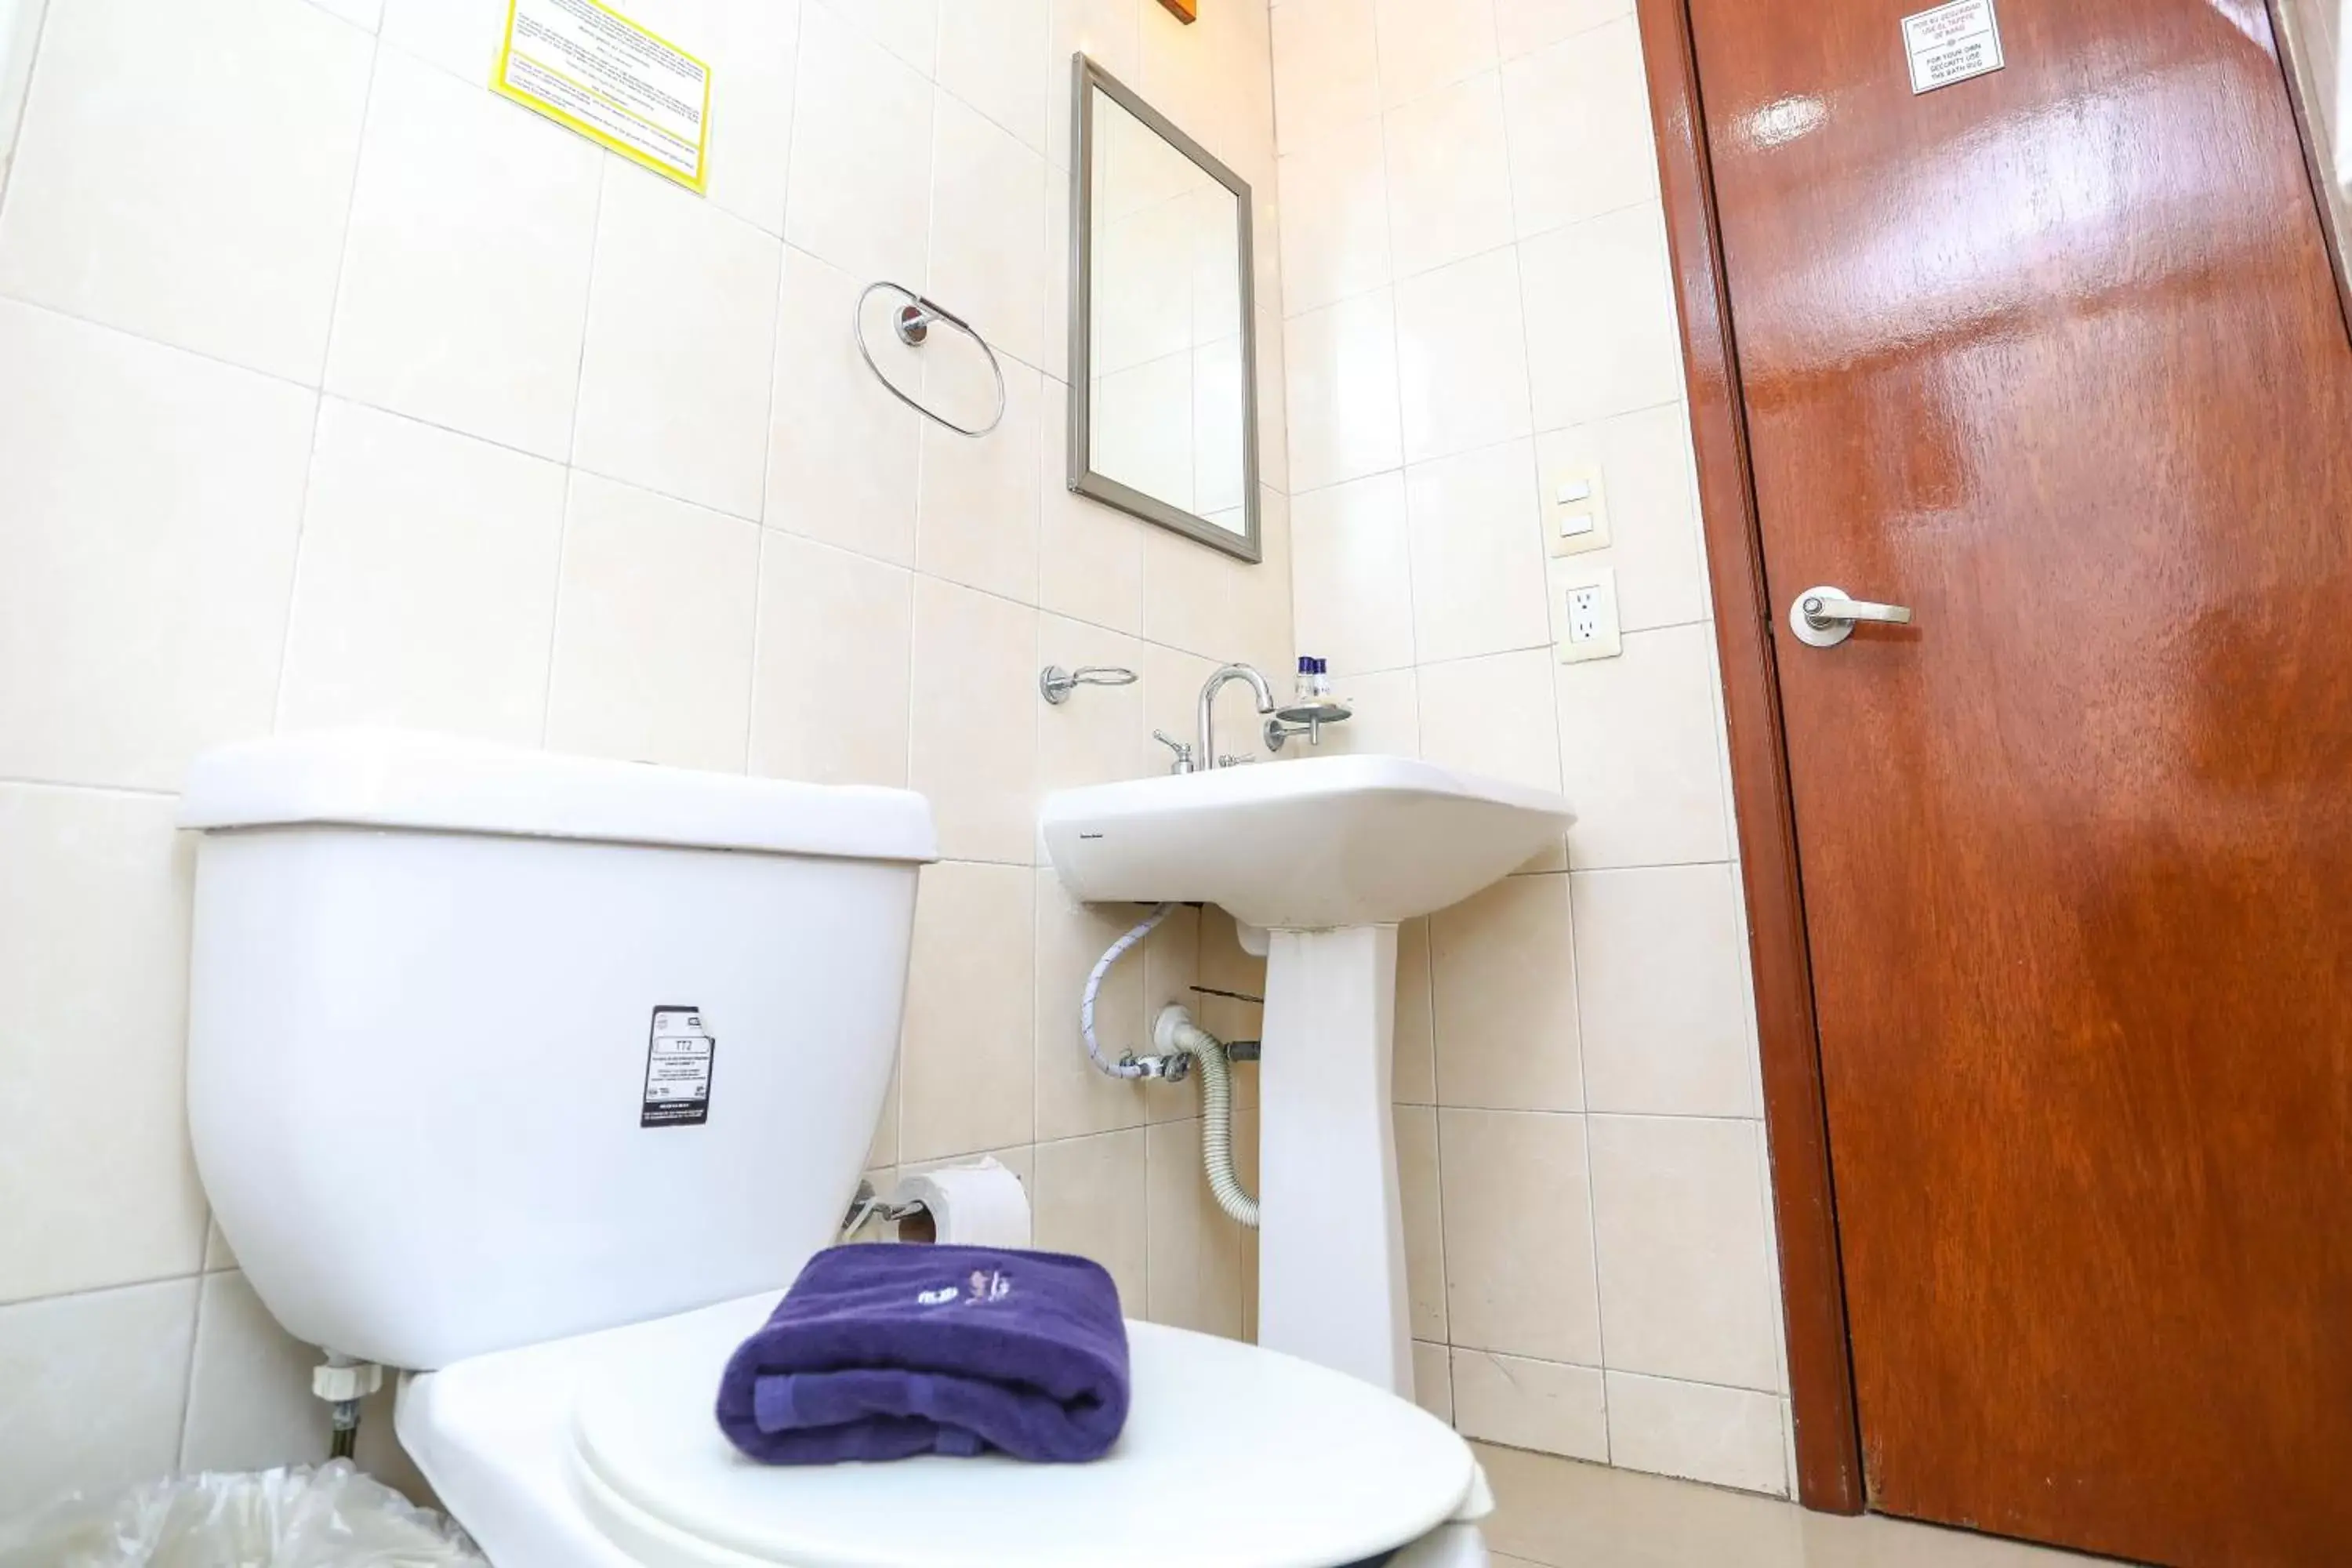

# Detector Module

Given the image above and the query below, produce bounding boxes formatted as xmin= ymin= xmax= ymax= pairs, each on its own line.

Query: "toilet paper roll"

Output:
xmin=889 ymin=1158 xmax=1032 ymax=1249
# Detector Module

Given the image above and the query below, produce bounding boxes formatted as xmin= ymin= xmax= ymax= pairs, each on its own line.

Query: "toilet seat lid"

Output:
xmin=569 ymin=1294 xmax=1475 ymax=1568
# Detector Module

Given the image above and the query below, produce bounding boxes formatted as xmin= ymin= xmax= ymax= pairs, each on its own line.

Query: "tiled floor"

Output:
xmin=1475 ymin=1444 xmax=2116 ymax=1567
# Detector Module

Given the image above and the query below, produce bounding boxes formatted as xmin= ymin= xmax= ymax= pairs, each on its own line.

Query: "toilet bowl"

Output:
xmin=179 ymin=731 xmax=1490 ymax=1568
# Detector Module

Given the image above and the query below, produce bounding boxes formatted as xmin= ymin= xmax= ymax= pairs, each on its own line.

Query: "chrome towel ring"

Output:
xmin=853 ymin=280 xmax=1007 ymax=437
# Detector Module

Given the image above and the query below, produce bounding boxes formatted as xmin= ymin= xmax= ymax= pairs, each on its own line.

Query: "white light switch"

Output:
xmin=1545 ymin=466 xmax=1610 ymax=557
xmin=1557 ymin=565 xmax=1623 ymax=663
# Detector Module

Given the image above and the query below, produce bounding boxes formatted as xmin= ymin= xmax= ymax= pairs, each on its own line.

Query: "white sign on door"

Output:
xmin=1903 ymin=0 xmax=2005 ymax=95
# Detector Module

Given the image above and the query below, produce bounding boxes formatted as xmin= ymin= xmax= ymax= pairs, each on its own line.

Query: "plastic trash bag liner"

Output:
xmin=0 ymin=1460 xmax=485 ymax=1568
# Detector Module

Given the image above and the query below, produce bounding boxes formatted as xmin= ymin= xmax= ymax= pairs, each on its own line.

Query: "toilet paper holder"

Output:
xmin=840 ymin=1178 xmax=924 ymax=1240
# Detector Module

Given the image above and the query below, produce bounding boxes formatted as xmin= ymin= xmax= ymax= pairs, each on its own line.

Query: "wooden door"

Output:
xmin=1682 ymin=0 xmax=2352 ymax=1561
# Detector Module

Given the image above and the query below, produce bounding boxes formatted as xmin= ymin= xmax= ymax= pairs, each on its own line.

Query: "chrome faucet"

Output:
xmin=1196 ymin=663 xmax=1278 ymax=771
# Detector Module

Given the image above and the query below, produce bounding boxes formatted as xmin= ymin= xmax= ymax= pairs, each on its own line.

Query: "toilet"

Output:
xmin=178 ymin=730 xmax=1490 ymax=1568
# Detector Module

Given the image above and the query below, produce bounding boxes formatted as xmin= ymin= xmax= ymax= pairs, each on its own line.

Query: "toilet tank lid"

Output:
xmin=178 ymin=730 xmax=939 ymax=863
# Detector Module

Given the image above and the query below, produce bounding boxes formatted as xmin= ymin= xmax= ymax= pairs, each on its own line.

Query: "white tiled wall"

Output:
xmin=1269 ymin=0 xmax=1793 ymax=1497
xmin=0 ymin=0 xmax=1288 ymax=1514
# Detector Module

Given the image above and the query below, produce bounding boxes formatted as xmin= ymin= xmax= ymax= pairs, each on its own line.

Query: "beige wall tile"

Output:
xmin=900 ymin=862 xmax=1037 ymax=1162
xmin=1404 ymin=440 xmax=1551 ymax=662
xmin=1491 ymin=0 xmax=1631 ymax=62
xmin=920 ymin=358 xmax=1045 ymax=604
xmin=279 ymin=399 xmax=567 ymax=744
xmin=1139 ymin=894 xmax=1202 ymax=998
xmin=1396 ymin=1105 xmax=1448 ymax=1340
xmin=1312 ymin=666 xmax=1421 ymax=762
xmin=0 ymin=788 xmax=205 ymax=1304
xmin=1193 ymin=904 xmax=1271 ymax=1065
xmin=0 ymin=0 xmax=369 ymax=383
xmin=1279 ymin=124 xmax=1392 ymax=317
xmin=1140 ymin=497 xmax=1297 ymax=681
xmin=867 ymin=1053 xmax=902 ymax=1169
xmin=909 ymin=577 xmax=1040 ymax=862
xmin=1431 ymin=873 xmax=1581 ymax=1111
xmin=0 ymin=302 xmax=311 ymax=792
xmin=1039 ymin=381 xmax=1149 ymax=638
xmin=1412 ymin=1338 xmax=1454 ymax=1423
xmin=1271 ymin=0 xmax=1380 ymax=148
xmin=1519 ymin=204 xmax=1682 ymax=430
xmin=767 ymin=247 xmax=922 ymax=566
xmin=1572 ymin=864 xmax=1759 ymax=1118
xmin=1533 ymin=402 xmax=1708 ymax=635
xmin=1588 ymin=1114 xmax=1782 ymax=1392
xmin=1037 ymin=615 xmax=1154 ymax=797
xmin=545 ymin=474 xmax=760 ymax=772
xmin=1032 ymin=1129 xmax=1149 ymax=1311
xmin=325 ymin=46 xmax=601 ymax=460
xmin=574 ymin=164 xmax=782 ymax=521
xmin=1291 ymin=472 xmax=1417 ymax=676
xmin=1393 ymin=248 xmax=1534 ymax=464
xmin=1439 ymin=1108 xmax=1600 ymax=1363
xmin=938 ymin=0 xmax=1049 ymax=152
xmin=929 ymin=91 xmax=1049 ymax=369
xmin=378 ymin=0 xmax=507 ymax=79
xmin=1035 ymin=870 xmax=1154 ymax=1141
xmin=749 ymin=534 xmax=914 ymax=787
xmin=1145 ymin=1116 xmax=1246 ymax=1338
xmin=1383 ymin=74 xmax=1513 ymax=281
xmin=1417 ymin=650 xmax=1564 ymax=804
xmin=1604 ymin=1370 xmax=1789 ymax=1497
xmin=1285 ymin=289 xmax=1403 ymax=492
xmin=180 ymin=1270 xmax=321 ymax=1474
xmin=1254 ymin=306 xmax=1292 ymax=496
xmin=1453 ymin=1348 xmax=1609 ymax=1461
xmin=1394 ymin=915 xmax=1437 ymax=1104
xmin=786 ymin=5 xmax=934 ymax=285
xmin=808 ymin=0 xmax=937 ymax=77
xmin=1374 ymin=0 xmax=1497 ymax=108
xmin=1555 ymin=622 xmax=1731 ymax=869
xmin=1499 ymin=19 xmax=1659 ymax=240
xmin=0 ymin=1277 xmax=198 ymax=1515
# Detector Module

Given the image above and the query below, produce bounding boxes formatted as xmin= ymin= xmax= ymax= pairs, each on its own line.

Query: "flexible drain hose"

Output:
xmin=1077 ymin=908 xmax=1261 ymax=1229
xmin=1156 ymin=1006 xmax=1260 ymax=1230
xmin=1081 ymin=903 xmax=1174 ymax=1080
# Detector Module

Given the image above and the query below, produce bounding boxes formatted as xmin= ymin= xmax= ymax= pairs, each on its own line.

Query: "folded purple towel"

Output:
xmin=716 ymin=1244 xmax=1131 ymax=1465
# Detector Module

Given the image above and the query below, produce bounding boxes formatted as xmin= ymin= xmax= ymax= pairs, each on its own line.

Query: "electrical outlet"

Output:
xmin=1545 ymin=466 xmax=1611 ymax=557
xmin=1557 ymin=566 xmax=1623 ymax=663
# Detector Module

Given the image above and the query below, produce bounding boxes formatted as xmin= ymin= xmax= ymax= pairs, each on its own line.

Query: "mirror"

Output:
xmin=2274 ymin=0 xmax=2352 ymax=324
xmin=1067 ymin=54 xmax=1261 ymax=563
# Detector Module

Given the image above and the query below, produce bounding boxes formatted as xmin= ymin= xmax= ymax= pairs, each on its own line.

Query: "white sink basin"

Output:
xmin=1040 ymin=754 xmax=1573 ymax=1400
xmin=1039 ymin=754 xmax=1573 ymax=931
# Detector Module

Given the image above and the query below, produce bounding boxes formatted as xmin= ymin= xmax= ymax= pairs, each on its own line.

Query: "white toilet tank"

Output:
xmin=178 ymin=731 xmax=936 ymax=1372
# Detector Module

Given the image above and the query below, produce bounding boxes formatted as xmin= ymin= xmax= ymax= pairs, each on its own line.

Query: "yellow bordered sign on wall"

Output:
xmin=492 ymin=0 xmax=711 ymax=194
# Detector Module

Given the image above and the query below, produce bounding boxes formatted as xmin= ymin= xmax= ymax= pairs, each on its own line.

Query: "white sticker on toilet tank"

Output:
xmin=641 ymin=1006 xmax=715 ymax=1128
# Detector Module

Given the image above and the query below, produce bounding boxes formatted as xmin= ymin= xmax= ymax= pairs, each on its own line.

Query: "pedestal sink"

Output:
xmin=1040 ymin=755 xmax=1574 ymax=1396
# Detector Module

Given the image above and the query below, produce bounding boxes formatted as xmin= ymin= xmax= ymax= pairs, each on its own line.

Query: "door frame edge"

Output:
xmin=1633 ymin=0 xmax=1867 ymax=1514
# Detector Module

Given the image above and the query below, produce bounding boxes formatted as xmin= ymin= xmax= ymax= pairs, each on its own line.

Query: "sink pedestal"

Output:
xmin=1257 ymin=924 xmax=1413 ymax=1397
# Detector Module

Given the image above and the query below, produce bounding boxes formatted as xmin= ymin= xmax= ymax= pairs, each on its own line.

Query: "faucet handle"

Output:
xmin=1151 ymin=730 xmax=1197 ymax=775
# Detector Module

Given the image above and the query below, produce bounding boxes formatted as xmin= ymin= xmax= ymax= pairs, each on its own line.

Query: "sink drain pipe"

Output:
xmin=1080 ymin=905 xmax=1259 ymax=1229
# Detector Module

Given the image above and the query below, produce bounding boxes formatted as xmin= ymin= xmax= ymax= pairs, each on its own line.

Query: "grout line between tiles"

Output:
xmin=172 ymin=1270 xmax=206 ymax=1472
xmin=267 ymin=25 xmax=383 ymax=737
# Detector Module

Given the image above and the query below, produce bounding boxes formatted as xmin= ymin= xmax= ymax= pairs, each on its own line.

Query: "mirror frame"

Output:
xmin=1066 ymin=53 xmax=1263 ymax=564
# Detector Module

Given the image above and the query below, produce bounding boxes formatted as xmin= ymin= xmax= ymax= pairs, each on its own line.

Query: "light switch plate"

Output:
xmin=1557 ymin=565 xmax=1623 ymax=663
xmin=1545 ymin=466 xmax=1611 ymax=557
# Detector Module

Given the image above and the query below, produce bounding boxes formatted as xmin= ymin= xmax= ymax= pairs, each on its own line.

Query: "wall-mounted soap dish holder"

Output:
xmin=1040 ymin=664 xmax=1140 ymax=705
xmin=1265 ymin=699 xmax=1352 ymax=750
